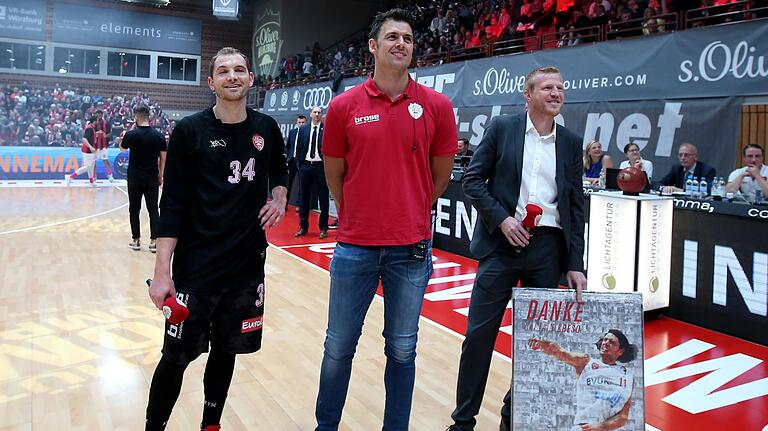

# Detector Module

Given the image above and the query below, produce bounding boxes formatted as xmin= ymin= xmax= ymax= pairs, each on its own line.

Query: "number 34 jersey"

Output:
xmin=158 ymin=107 xmax=287 ymax=293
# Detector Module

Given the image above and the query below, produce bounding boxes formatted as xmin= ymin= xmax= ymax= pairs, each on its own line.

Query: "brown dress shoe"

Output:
xmin=319 ymin=230 xmax=328 ymax=239
xmin=294 ymin=228 xmax=308 ymax=237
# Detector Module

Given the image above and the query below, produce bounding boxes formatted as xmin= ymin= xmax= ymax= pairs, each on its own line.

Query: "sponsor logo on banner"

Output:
xmin=303 ymin=87 xmax=333 ymax=110
xmin=748 ymin=207 xmax=768 ymax=219
xmin=114 ymin=152 xmax=129 ymax=176
xmin=678 ymin=40 xmax=768 ymax=84
xmin=269 ymin=92 xmax=276 ymax=108
xmin=253 ymin=8 xmax=282 ymax=78
xmin=241 ymin=316 xmax=263 ymax=333
xmin=682 ymin=240 xmax=767 ymax=317
xmin=650 ymin=276 xmax=660 ymax=293
xmin=292 ymin=89 xmax=300 ymax=107
xmin=637 ymin=199 xmax=673 ymax=309
xmin=280 ymin=91 xmax=288 ymax=107
xmin=602 ymin=273 xmax=617 ymax=290
xmin=472 ymin=67 xmax=526 ymax=97
xmin=212 ymin=0 xmax=238 ymax=18
xmin=587 ymin=194 xmax=637 ymax=294
xmin=413 ymin=72 xmax=457 ymax=93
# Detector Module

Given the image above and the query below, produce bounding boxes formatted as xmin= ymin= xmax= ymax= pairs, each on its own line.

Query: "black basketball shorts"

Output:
xmin=161 ymin=272 xmax=267 ymax=364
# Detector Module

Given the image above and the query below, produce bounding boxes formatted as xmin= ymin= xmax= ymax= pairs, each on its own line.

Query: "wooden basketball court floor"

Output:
xmin=0 ymin=182 xmax=766 ymax=430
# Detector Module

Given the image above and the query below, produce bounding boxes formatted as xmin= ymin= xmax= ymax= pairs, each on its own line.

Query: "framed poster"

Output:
xmin=512 ymin=288 xmax=645 ymax=430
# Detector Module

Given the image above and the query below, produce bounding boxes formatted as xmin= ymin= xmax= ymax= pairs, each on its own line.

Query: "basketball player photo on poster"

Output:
xmin=511 ymin=289 xmax=645 ymax=431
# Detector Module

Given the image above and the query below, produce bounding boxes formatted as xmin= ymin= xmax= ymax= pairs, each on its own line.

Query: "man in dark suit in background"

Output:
xmin=285 ymin=114 xmax=307 ymax=210
xmin=448 ymin=66 xmax=587 ymax=431
xmin=654 ymin=143 xmax=717 ymax=194
xmin=294 ymin=105 xmax=330 ymax=239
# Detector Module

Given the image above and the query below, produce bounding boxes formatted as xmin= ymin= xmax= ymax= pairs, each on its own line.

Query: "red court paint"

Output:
xmin=269 ymin=206 xmax=768 ymax=431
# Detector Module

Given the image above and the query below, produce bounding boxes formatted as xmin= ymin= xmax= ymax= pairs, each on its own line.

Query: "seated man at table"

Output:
xmin=455 ymin=138 xmax=474 ymax=169
xmin=725 ymin=144 xmax=768 ymax=200
xmin=654 ymin=143 xmax=716 ymax=194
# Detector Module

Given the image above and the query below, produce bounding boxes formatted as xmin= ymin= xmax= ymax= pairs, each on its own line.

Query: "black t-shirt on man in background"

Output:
xmin=121 ymin=126 xmax=167 ymax=182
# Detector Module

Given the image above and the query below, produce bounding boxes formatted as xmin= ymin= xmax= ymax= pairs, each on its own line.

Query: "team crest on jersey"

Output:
xmin=252 ymin=133 xmax=265 ymax=151
xmin=592 ymin=362 xmax=600 ymax=370
xmin=408 ymin=102 xmax=424 ymax=120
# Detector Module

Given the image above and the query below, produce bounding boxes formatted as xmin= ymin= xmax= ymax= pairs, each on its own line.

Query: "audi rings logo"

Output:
xmin=303 ymin=87 xmax=333 ymax=110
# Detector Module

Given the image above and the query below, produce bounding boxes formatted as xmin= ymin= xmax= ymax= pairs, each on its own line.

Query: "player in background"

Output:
xmin=530 ymin=329 xmax=637 ymax=431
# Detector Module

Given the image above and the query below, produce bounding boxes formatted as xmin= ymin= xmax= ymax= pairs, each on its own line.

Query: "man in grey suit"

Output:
xmin=448 ymin=66 xmax=587 ymax=431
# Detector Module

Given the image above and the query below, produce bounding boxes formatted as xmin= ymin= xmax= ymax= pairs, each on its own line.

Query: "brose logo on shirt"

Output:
xmin=354 ymin=114 xmax=380 ymax=125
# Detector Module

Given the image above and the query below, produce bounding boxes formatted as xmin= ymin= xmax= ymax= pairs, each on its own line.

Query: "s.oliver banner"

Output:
xmin=252 ymin=4 xmax=283 ymax=79
xmin=461 ymin=19 xmax=767 ymax=106
xmin=267 ymin=97 xmax=740 ymax=179
xmin=52 ymin=4 xmax=202 ymax=55
xmin=264 ymin=20 xmax=767 ymax=110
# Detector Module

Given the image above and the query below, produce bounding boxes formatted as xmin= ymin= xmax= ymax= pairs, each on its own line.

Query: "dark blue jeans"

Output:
xmin=315 ymin=242 xmax=433 ymax=431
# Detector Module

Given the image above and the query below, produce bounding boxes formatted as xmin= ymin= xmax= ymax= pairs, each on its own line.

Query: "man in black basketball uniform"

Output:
xmin=119 ymin=105 xmax=167 ymax=252
xmin=145 ymin=47 xmax=287 ymax=431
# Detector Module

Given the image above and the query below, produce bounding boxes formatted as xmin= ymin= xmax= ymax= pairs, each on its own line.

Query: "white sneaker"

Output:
xmin=108 ymin=175 xmax=115 ymax=183
xmin=149 ymin=241 xmax=157 ymax=253
xmin=64 ymin=174 xmax=71 ymax=186
xmin=128 ymin=239 xmax=140 ymax=250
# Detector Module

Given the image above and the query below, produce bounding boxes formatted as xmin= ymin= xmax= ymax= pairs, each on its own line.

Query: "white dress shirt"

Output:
xmin=305 ymin=123 xmax=322 ymax=162
xmin=728 ymin=164 xmax=768 ymax=195
xmin=516 ymin=114 xmax=560 ymax=229
xmin=292 ymin=127 xmax=300 ymax=158
xmin=619 ymin=158 xmax=654 ymax=179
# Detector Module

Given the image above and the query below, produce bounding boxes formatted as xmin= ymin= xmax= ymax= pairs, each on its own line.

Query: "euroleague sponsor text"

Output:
xmin=241 ymin=316 xmax=263 ymax=333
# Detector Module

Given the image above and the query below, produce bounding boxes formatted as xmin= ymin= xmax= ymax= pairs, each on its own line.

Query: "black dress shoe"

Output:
xmin=294 ymin=228 xmax=307 ymax=237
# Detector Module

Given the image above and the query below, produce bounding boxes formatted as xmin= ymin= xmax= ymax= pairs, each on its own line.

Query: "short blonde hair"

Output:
xmin=524 ymin=66 xmax=562 ymax=92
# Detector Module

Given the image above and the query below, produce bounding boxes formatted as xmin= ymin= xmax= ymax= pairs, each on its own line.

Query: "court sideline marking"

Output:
xmin=0 ymin=185 xmax=129 ymax=236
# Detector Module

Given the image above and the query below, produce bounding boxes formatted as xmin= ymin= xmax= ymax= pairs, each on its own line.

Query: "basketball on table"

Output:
xmin=617 ymin=166 xmax=647 ymax=194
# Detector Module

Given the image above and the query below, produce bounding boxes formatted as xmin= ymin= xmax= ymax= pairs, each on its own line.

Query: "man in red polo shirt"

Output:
xmin=314 ymin=8 xmax=456 ymax=431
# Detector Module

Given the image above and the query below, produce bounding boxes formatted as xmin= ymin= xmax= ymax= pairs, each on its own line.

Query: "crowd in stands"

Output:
xmin=259 ymin=0 xmax=761 ymax=90
xmin=0 ymin=83 xmax=175 ymax=147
